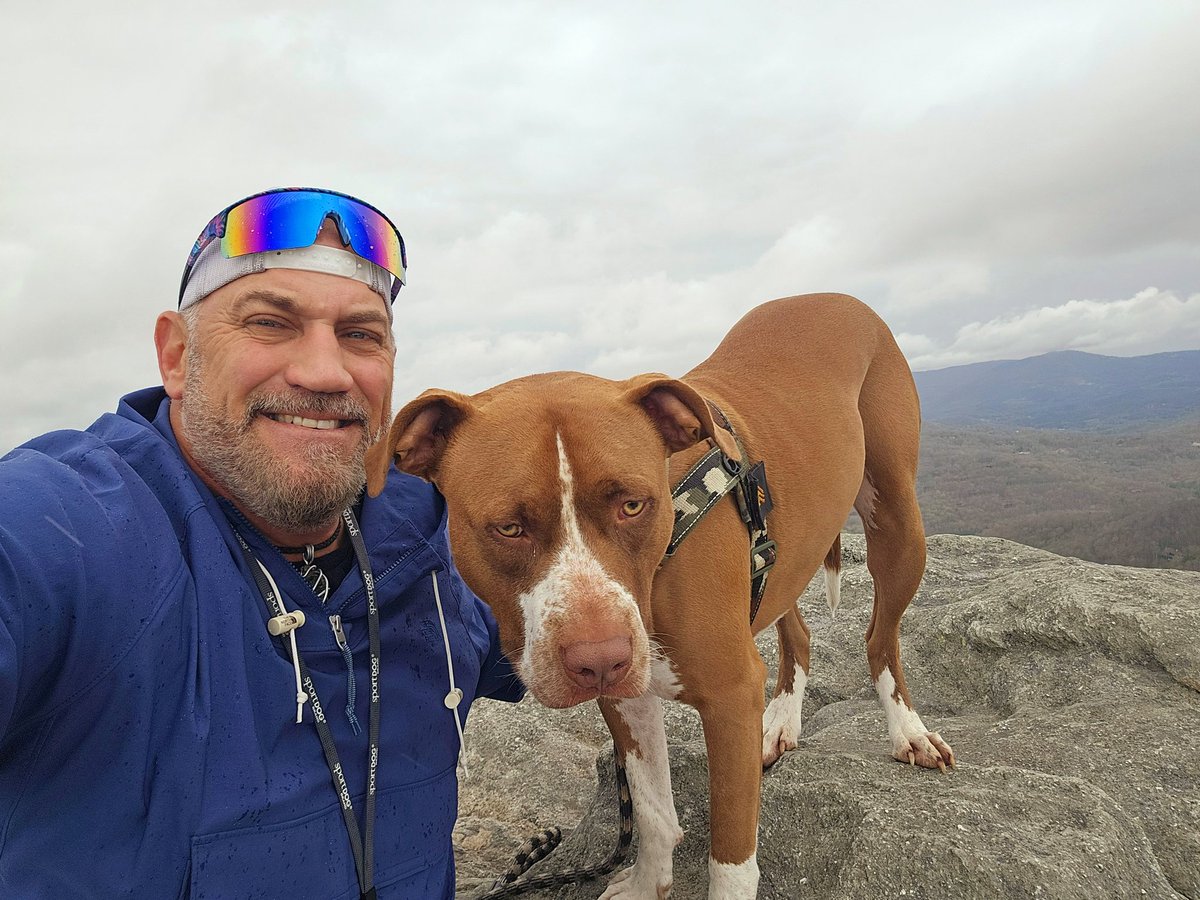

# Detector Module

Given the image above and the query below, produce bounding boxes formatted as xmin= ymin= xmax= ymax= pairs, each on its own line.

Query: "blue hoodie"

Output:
xmin=0 ymin=388 xmax=522 ymax=898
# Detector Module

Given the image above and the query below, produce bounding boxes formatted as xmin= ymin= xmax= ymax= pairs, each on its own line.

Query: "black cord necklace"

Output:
xmin=274 ymin=517 xmax=344 ymax=556
xmin=274 ymin=519 xmax=344 ymax=603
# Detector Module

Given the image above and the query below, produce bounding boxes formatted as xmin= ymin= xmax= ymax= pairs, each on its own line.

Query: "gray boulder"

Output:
xmin=454 ymin=534 xmax=1200 ymax=899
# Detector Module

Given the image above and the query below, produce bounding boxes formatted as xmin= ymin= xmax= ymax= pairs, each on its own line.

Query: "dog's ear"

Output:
xmin=365 ymin=389 xmax=475 ymax=495
xmin=623 ymin=373 xmax=739 ymax=459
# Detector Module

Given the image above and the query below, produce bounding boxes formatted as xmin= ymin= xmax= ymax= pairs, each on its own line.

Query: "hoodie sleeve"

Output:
xmin=0 ymin=448 xmax=94 ymax=739
xmin=473 ymin=596 xmax=525 ymax=703
xmin=0 ymin=440 xmax=178 ymax=740
xmin=0 ymin=589 xmax=17 ymax=740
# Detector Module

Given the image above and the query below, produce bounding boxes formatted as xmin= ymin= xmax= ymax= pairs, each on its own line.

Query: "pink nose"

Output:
xmin=562 ymin=636 xmax=633 ymax=692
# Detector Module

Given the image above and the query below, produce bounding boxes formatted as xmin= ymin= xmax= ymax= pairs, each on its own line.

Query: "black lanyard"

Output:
xmin=233 ymin=508 xmax=381 ymax=900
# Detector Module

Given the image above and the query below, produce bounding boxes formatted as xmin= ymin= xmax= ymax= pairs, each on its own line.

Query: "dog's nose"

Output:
xmin=562 ymin=636 xmax=633 ymax=692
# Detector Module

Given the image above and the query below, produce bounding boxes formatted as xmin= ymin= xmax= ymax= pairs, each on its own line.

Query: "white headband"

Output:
xmin=179 ymin=240 xmax=395 ymax=316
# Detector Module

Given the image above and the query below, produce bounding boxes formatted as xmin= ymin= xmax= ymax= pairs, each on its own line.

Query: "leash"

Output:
xmin=474 ymin=747 xmax=633 ymax=898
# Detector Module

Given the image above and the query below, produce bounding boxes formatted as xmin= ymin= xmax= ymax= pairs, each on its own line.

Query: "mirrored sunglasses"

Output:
xmin=179 ymin=187 xmax=407 ymax=303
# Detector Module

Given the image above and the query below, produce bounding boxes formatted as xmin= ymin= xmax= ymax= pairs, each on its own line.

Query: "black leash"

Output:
xmin=474 ymin=747 xmax=633 ymax=899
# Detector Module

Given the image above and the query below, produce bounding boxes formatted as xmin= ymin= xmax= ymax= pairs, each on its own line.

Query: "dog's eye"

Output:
xmin=495 ymin=522 xmax=524 ymax=538
xmin=621 ymin=499 xmax=646 ymax=518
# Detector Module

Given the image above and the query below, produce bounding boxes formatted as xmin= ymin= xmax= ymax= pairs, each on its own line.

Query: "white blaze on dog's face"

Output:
xmin=501 ymin=430 xmax=656 ymax=706
xmin=368 ymin=371 xmax=736 ymax=708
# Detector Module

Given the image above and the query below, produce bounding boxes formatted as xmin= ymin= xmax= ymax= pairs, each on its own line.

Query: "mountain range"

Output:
xmin=881 ymin=348 xmax=1200 ymax=571
xmin=913 ymin=348 xmax=1200 ymax=430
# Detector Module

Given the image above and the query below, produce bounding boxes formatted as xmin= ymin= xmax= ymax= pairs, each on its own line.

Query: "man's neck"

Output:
xmin=239 ymin=506 xmax=345 ymax=558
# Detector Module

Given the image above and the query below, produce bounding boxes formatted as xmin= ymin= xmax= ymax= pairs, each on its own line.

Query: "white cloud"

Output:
xmin=908 ymin=288 xmax=1200 ymax=370
xmin=2 ymin=2 xmax=1199 ymax=453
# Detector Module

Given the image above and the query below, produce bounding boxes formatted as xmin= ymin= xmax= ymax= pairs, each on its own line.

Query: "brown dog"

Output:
xmin=367 ymin=293 xmax=954 ymax=899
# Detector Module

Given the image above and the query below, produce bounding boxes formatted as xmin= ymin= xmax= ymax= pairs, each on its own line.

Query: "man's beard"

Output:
xmin=180 ymin=345 xmax=383 ymax=534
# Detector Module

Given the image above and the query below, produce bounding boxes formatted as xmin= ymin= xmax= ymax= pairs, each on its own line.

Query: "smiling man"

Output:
xmin=0 ymin=188 xmax=522 ymax=899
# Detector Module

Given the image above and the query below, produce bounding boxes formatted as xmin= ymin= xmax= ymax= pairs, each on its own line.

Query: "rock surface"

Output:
xmin=454 ymin=534 xmax=1200 ymax=899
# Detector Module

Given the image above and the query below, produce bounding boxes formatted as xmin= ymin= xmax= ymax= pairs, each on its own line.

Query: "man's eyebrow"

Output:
xmin=229 ymin=291 xmax=389 ymax=328
xmin=230 ymin=290 xmax=298 ymax=316
xmin=341 ymin=309 xmax=391 ymax=328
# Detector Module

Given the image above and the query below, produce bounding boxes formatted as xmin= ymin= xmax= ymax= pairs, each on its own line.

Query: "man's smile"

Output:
xmin=263 ymin=412 xmax=358 ymax=430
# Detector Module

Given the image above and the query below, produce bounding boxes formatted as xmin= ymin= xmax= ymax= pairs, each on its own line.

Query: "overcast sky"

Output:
xmin=2 ymin=1 xmax=1198 ymax=452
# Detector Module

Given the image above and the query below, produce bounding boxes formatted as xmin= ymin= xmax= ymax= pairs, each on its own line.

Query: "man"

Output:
xmin=0 ymin=187 xmax=522 ymax=898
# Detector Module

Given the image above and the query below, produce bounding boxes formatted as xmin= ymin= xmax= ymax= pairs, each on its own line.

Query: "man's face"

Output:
xmin=174 ymin=263 xmax=395 ymax=534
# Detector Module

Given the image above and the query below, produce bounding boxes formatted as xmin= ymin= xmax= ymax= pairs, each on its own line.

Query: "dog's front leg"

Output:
xmin=599 ymin=692 xmax=682 ymax=899
xmin=695 ymin=669 xmax=765 ymax=900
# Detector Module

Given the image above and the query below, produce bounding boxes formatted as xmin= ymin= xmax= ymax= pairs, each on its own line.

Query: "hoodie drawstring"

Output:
xmin=430 ymin=571 xmax=468 ymax=777
xmin=258 ymin=560 xmax=308 ymax=724
xmin=254 ymin=561 xmax=466 ymax=773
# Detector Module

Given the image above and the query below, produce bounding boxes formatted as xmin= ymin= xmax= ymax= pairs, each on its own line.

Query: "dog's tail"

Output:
xmin=823 ymin=536 xmax=842 ymax=618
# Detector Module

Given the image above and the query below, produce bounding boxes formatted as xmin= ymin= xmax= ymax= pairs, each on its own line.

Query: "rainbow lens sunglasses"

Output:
xmin=178 ymin=187 xmax=407 ymax=303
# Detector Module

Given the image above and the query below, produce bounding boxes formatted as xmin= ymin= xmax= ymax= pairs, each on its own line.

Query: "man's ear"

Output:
xmin=155 ymin=311 xmax=189 ymax=399
xmin=622 ymin=373 xmax=739 ymax=459
xmin=365 ymin=389 xmax=475 ymax=496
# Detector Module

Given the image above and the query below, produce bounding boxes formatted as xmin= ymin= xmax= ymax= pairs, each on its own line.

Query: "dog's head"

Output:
xmin=366 ymin=371 xmax=736 ymax=707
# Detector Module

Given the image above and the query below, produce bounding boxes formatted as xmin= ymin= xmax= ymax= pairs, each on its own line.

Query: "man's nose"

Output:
xmin=284 ymin=326 xmax=355 ymax=394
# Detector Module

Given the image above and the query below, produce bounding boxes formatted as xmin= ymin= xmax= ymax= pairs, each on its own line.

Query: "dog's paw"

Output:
xmin=892 ymin=730 xmax=956 ymax=772
xmin=600 ymin=861 xmax=674 ymax=898
xmin=761 ymin=689 xmax=804 ymax=768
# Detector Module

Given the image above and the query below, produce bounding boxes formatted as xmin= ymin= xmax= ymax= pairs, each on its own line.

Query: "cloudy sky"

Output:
xmin=2 ymin=1 xmax=1198 ymax=452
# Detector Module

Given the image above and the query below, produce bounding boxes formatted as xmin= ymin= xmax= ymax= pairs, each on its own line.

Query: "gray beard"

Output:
xmin=179 ymin=344 xmax=382 ymax=534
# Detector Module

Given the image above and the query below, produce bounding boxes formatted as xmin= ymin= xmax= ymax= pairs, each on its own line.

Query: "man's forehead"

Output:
xmin=194 ymin=260 xmax=391 ymax=323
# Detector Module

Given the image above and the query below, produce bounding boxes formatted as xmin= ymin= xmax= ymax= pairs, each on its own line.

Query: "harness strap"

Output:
xmin=664 ymin=404 xmax=777 ymax=624
xmin=748 ymin=532 xmax=777 ymax=623
xmin=665 ymin=446 xmax=743 ymax=558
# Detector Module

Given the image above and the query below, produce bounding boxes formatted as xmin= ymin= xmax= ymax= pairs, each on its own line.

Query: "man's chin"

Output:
xmin=231 ymin=472 xmax=364 ymax=534
xmin=208 ymin=424 xmax=368 ymax=528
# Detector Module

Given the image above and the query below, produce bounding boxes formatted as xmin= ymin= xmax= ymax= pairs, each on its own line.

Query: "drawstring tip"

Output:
xmin=432 ymin=571 xmax=470 ymax=781
xmin=346 ymin=709 xmax=362 ymax=736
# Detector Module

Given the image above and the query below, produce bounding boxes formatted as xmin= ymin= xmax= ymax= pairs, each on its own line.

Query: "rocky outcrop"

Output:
xmin=454 ymin=534 xmax=1200 ymax=899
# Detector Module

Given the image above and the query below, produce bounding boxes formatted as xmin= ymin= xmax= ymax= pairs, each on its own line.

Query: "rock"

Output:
xmin=454 ymin=534 xmax=1200 ymax=898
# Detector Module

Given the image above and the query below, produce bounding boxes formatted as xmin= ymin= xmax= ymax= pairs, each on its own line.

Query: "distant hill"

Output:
xmin=911 ymin=418 xmax=1200 ymax=571
xmin=913 ymin=349 xmax=1200 ymax=429
xmin=845 ymin=417 xmax=1200 ymax=571
xmin=846 ymin=346 xmax=1200 ymax=569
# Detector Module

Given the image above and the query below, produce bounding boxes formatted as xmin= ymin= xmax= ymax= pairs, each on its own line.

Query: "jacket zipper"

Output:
xmin=329 ymin=614 xmax=362 ymax=735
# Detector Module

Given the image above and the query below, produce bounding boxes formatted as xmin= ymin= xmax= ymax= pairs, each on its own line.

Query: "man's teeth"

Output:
xmin=268 ymin=413 xmax=343 ymax=430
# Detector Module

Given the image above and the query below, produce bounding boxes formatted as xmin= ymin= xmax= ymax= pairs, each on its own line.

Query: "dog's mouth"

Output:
xmin=526 ymin=673 xmax=650 ymax=709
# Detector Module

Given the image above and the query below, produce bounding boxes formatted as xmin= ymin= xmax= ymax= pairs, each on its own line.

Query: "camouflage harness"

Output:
xmin=664 ymin=402 xmax=777 ymax=624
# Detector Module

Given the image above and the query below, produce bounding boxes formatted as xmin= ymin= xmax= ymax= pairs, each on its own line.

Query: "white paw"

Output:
xmin=709 ymin=854 xmax=759 ymax=899
xmin=875 ymin=668 xmax=955 ymax=772
xmin=599 ymin=860 xmax=672 ymax=898
xmin=893 ymin=729 xmax=956 ymax=771
xmin=761 ymin=666 xmax=806 ymax=767
xmin=761 ymin=694 xmax=802 ymax=767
